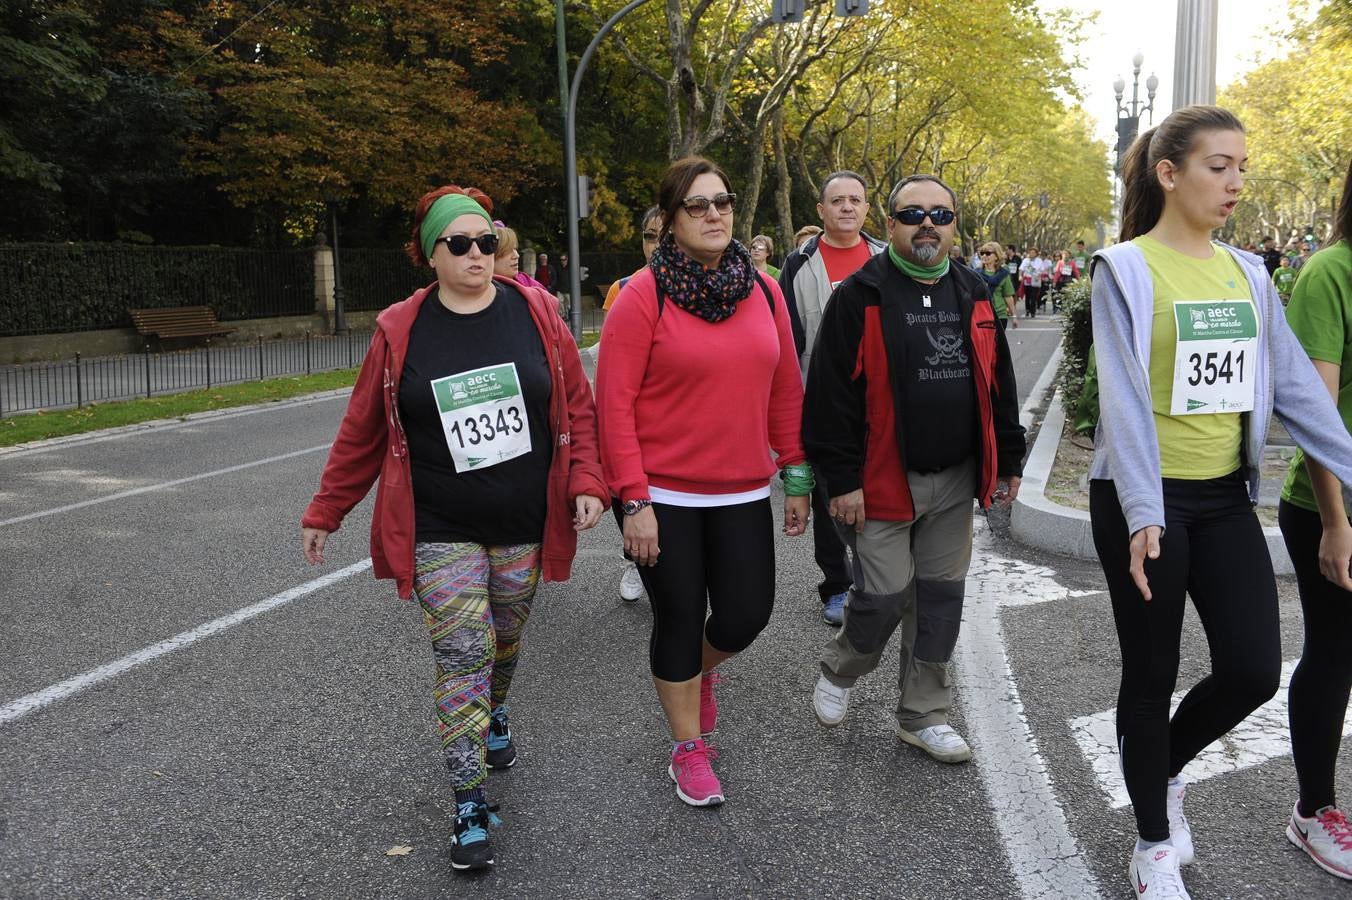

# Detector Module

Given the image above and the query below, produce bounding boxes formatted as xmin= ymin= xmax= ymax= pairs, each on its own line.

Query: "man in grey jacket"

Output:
xmin=779 ymin=171 xmax=888 ymax=625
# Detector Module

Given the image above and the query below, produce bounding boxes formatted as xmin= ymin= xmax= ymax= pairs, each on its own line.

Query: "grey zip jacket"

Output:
xmin=1089 ymin=240 xmax=1352 ymax=537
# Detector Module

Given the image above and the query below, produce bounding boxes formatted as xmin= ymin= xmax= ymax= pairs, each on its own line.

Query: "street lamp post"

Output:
xmin=1113 ymin=53 xmax=1160 ymax=178
xmin=1111 ymin=53 xmax=1159 ymax=233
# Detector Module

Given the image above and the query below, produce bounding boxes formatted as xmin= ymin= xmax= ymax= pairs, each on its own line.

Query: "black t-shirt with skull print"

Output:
xmin=895 ymin=274 xmax=977 ymax=472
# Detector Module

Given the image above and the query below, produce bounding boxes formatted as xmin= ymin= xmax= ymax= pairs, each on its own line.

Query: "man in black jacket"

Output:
xmin=804 ymin=174 xmax=1026 ymax=764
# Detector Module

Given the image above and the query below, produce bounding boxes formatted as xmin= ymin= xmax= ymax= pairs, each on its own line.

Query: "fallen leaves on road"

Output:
xmin=384 ymin=846 xmax=413 ymax=857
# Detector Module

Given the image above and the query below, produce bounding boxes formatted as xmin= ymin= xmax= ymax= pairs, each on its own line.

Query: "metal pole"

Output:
xmin=331 ymin=205 xmax=348 ymax=336
xmin=206 ymin=340 xmax=212 ymax=389
xmin=305 ymin=330 xmax=312 ymax=376
xmin=144 ymin=345 xmax=152 ymax=398
xmin=565 ymin=0 xmax=655 ymax=340
xmin=75 ymin=352 xmax=82 ymax=408
xmin=258 ymin=334 xmax=265 ymax=381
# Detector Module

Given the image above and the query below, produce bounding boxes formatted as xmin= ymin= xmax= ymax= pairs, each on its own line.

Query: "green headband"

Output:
xmin=420 ymin=193 xmax=495 ymax=261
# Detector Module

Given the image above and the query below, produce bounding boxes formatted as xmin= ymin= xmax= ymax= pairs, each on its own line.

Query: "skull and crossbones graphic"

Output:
xmin=925 ymin=328 xmax=968 ymax=366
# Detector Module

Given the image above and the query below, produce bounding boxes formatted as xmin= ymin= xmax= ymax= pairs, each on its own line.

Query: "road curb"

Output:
xmin=1011 ymin=389 xmax=1294 ymax=574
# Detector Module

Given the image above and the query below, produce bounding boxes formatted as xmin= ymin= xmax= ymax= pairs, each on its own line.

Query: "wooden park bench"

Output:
xmin=129 ymin=306 xmax=235 ymax=348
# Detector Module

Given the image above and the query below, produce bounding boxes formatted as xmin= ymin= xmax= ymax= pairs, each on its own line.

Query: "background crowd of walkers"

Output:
xmin=296 ymin=105 xmax=1352 ymax=898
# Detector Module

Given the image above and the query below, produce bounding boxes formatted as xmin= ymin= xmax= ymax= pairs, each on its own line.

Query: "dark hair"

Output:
xmin=656 ymin=156 xmax=732 ymax=239
xmin=886 ymin=174 xmax=957 ymax=211
xmin=820 ymin=170 xmax=867 ymax=202
xmin=405 ymin=185 xmax=494 ymax=266
xmin=1332 ymin=158 xmax=1351 ymax=245
xmin=1118 ymin=104 xmax=1244 ymax=242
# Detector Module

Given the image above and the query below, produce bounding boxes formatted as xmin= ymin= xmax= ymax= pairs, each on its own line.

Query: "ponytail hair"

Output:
xmin=1118 ymin=105 xmax=1245 ymax=243
xmin=1332 ymin=155 xmax=1352 ymax=246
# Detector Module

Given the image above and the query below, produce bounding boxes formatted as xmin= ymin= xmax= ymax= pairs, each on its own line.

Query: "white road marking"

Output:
xmin=959 ymin=528 xmax=1104 ymax=899
xmin=0 ymin=444 xmax=330 ymax=527
xmin=0 ymin=559 xmax=372 ymax=727
xmin=1069 ymin=659 xmax=1351 ymax=809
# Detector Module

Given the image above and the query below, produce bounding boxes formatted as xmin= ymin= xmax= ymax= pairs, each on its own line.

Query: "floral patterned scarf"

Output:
xmin=648 ymin=234 xmax=756 ymax=323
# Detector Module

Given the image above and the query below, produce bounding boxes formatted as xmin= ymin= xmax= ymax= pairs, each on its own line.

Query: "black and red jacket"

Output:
xmin=802 ymin=252 xmax=1025 ymax=520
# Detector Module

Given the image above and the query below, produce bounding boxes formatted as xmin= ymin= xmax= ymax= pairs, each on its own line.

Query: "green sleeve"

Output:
xmin=1286 ymin=251 xmax=1352 ymax=364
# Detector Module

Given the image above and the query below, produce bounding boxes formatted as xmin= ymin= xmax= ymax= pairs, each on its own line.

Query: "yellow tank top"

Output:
xmin=1133 ymin=235 xmax=1251 ymax=479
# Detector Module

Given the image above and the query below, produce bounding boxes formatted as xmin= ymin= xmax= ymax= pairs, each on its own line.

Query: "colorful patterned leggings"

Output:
xmin=413 ymin=541 xmax=542 ymax=791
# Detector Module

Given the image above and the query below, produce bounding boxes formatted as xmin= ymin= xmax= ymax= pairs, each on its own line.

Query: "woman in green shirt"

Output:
xmin=1278 ymin=158 xmax=1352 ymax=883
xmin=976 ymin=240 xmax=1017 ymax=330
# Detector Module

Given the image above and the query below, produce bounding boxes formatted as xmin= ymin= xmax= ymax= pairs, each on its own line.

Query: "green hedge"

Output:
xmin=1055 ymin=277 xmax=1094 ymax=419
xmin=0 ymin=243 xmax=314 ymax=336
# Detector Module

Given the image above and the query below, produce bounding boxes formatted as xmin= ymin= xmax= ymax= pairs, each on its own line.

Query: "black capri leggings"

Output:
xmin=1279 ymin=499 xmax=1352 ymax=817
xmin=613 ymin=498 xmax=775 ymax=682
xmin=1090 ymin=473 xmax=1281 ymax=842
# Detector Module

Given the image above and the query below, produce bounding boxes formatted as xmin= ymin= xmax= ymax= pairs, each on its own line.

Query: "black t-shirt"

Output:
xmin=896 ymin=275 xmax=977 ymax=472
xmin=397 ymin=283 xmax=553 ymax=544
xmin=1262 ymin=247 xmax=1282 ymax=275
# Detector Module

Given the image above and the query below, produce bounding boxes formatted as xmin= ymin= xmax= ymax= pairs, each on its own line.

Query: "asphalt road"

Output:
xmin=2 ymin=319 xmax=1348 ymax=899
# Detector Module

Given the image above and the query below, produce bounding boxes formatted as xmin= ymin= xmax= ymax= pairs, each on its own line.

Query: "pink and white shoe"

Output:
xmin=1287 ymin=802 xmax=1352 ymax=881
xmin=699 ymin=671 xmax=720 ymax=735
xmin=668 ymin=739 xmax=724 ymax=807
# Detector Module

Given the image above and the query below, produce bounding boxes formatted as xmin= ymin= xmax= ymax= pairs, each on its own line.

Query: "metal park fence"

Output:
xmin=0 ymin=330 xmax=373 ymax=417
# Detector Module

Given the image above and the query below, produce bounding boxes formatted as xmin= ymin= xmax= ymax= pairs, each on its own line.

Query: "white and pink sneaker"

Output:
xmin=1128 ymin=843 xmax=1190 ymax=899
xmin=1287 ymin=802 xmax=1352 ymax=881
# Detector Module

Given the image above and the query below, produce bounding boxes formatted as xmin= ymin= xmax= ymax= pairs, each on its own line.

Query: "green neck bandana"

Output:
xmin=887 ymin=243 xmax=949 ymax=281
xmin=420 ymin=194 xmax=495 ymax=261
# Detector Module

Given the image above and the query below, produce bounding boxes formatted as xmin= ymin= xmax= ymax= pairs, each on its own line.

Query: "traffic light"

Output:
xmin=835 ymin=0 xmax=869 ymax=14
xmin=771 ymin=0 xmax=804 ymax=22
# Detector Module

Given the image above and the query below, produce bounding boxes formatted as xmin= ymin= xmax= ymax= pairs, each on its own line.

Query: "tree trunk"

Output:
xmin=773 ymin=106 xmax=793 ymax=255
xmin=737 ymin=117 xmax=769 ymax=244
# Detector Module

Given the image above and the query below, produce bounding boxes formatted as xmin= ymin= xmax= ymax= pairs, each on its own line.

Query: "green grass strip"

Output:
xmin=0 ymin=369 xmax=360 ymax=448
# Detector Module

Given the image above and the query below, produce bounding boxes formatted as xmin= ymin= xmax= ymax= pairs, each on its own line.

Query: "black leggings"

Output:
xmin=1023 ymin=285 xmax=1041 ymax=317
xmin=612 ymin=498 xmax=775 ymax=682
xmin=1090 ymin=474 xmax=1281 ymax=842
xmin=1279 ymin=499 xmax=1352 ymax=817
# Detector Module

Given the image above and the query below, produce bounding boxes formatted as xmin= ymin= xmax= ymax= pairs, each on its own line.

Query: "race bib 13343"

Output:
xmin=430 ymin=362 xmax=532 ymax=473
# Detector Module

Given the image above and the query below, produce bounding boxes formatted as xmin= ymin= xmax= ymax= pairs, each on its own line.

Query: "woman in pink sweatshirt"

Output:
xmin=595 ymin=156 xmax=811 ymax=808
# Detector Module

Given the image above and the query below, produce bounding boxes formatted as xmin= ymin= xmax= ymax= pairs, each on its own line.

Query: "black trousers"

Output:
xmin=811 ymin=482 xmax=851 ymax=603
xmin=1280 ymin=499 xmax=1352 ymax=816
xmin=1091 ymin=473 xmax=1280 ymax=841
xmin=613 ymin=498 xmax=775 ymax=682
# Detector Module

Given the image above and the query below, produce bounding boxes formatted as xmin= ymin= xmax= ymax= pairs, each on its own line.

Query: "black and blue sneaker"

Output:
xmin=450 ymin=799 xmax=500 ymax=871
xmin=485 ymin=705 xmax=517 ymax=770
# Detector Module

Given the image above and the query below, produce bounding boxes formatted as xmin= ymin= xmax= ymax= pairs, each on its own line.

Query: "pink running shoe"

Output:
xmin=668 ymin=739 xmax=724 ymax=806
xmin=699 ymin=671 xmax=721 ymax=735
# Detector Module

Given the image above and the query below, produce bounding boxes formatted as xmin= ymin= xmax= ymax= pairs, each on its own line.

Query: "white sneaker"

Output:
xmin=1129 ymin=843 xmax=1190 ymax=899
xmin=812 ymin=674 xmax=851 ymax=727
xmin=1166 ymin=775 xmax=1195 ymax=865
xmin=1287 ymin=802 xmax=1352 ymax=881
xmin=618 ymin=562 xmax=644 ymax=602
xmin=896 ymin=724 xmax=972 ymax=763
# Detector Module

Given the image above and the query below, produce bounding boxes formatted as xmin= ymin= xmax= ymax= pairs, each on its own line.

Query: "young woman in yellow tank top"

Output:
xmin=1088 ymin=106 xmax=1352 ymax=900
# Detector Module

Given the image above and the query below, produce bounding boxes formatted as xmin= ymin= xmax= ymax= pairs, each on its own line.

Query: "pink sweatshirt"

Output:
xmin=595 ymin=267 xmax=806 ymax=502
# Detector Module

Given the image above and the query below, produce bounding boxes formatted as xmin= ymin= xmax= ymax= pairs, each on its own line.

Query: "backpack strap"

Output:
xmin=657 ymin=272 xmax=776 ymax=318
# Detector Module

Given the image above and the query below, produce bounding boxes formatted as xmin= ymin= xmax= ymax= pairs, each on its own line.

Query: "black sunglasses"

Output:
xmin=439 ymin=233 xmax=498 ymax=256
xmin=681 ymin=193 xmax=736 ymax=217
xmin=891 ymin=206 xmax=955 ymax=226
xmin=979 ymin=250 xmax=995 ymax=256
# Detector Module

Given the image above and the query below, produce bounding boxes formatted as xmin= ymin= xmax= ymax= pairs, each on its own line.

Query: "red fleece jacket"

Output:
xmin=301 ymin=278 xmax=607 ymax=599
xmin=595 ymin=268 xmax=806 ymax=502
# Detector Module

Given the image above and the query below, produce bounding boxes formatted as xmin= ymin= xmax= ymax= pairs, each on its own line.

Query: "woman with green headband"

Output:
xmin=301 ymin=184 xmax=607 ymax=873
